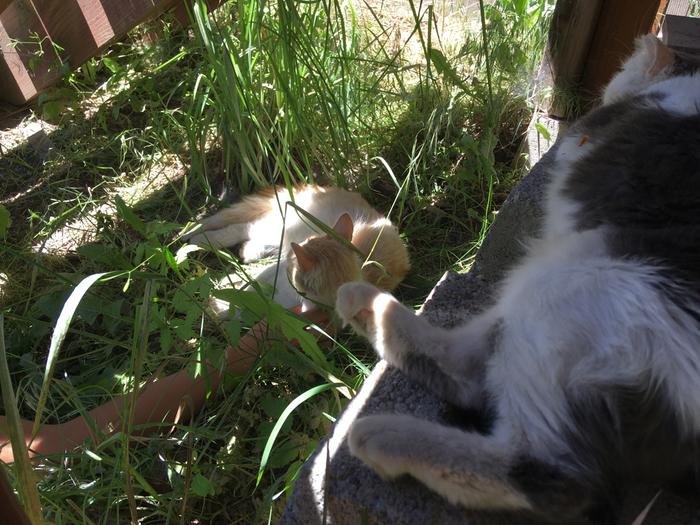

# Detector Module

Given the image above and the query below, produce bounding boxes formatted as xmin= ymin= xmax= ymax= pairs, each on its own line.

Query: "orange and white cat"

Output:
xmin=185 ymin=185 xmax=410 ymax=311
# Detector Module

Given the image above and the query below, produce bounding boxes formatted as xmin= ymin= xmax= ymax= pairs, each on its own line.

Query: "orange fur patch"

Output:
xmin=352 ymin=222 xmax=410 ymax=291
xmin=288 ymin=236 xmax=362 ymax=305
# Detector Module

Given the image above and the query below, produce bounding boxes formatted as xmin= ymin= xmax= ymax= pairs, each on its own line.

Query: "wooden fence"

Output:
xmin=0 ymin=0 xmax=218 ymax=105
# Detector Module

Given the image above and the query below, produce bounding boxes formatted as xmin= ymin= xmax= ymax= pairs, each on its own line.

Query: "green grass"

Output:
xmin=0 ymin=0 xmax=553 ymax=522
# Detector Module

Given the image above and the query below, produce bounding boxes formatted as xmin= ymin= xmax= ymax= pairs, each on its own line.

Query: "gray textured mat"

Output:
xmin=281 ymin=151 xmax=700 ymax=524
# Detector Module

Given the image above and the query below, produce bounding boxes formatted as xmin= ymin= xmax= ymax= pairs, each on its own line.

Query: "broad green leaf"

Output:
xmin=223 ymin=317 xmax=241 ymax=347
xmin=535 ymin=122 xmax=552 ymax=141
xmin=0 ymin=204 xmax=11 ymax=236
xmin=41 ymin=100 xmax=64 ymax=121
xmin=162 ymin=247 xmax=179 ymax=274
xmin=102 ymin=56 xmax=121 ymax=74
xmin=261 ymin=393 xmax=288 ymax=419
xmin=213 ymin=289 xmax=271 ymax=319
xmin=427 ymin=47 xmax=470 ymax=93
xmin=214 ymin=288 xmax=335 ymax=376
xmin=263 ymin=343 xmax=312 ymax=375
xmin=114 ymin=195 xmax=146 ymax=236
xmin=146 ymin=221 xmax=181 ymax=236
xmin=191 ymin=473 xmax=216 ymax=497
xmin=160 ymin=328 xmax=173 ymax=353
xmin=78 ymin=243 xmax=130 ymax=268
xmin=268 ymin=441 xmax=299 ymax=469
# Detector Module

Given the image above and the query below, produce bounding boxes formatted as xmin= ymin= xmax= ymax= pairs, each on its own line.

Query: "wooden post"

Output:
xmin=547 ymin=0 xmax=604 ymax=118
xmin=654 ymin=0 xmax=670 ymax=33
xmin=580 ymin=0 xmax=664 ymax=100
xmin=548 ymin=0 xmax=666 ymax=118
xmin=662 ymin=14 xmax=700 ymax=52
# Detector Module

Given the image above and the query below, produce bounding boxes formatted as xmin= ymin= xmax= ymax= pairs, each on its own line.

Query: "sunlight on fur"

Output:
xmin=337 ymin=34 xmax=700 ymax=522
xmin=186 ymin=184 xmax=410 ymax=314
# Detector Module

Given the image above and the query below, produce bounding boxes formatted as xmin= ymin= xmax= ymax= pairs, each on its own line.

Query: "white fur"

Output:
xmin=339 ymin=235 xmax=700 ymax=471
xmin=246 ymin=187 xmax=377 ymax=257
xmin=640 ymin=74 xmax=700 ymax=116
xmin=336 ymin=33 xmax=700 ymax=511
xmin=602 ymin=34 xmax=700 ymax=116
xmin=187 ymin=186 xmax=382 ymax=311
xmin=485 ymin=230 xmax=700 ymax=460
xmin=541 ymin=132 xmax=594 ymax=239
xmin=602 ymin=34 xmax=672 ymax=105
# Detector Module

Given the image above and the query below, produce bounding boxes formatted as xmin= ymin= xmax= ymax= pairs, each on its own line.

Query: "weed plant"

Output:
xmin=0 ymin=0 xmax=553 ymax=522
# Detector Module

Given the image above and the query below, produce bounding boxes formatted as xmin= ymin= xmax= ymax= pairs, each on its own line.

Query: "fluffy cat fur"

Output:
xmin=336 ymin=35 xmax=700 ymax=522
xmin=185 ymin=184 xmax=410 ymax=311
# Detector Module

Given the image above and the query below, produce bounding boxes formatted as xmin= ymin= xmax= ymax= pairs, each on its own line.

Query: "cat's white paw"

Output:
xmin=348 ymin=415 xmax=407 ymax=480
xmin=336 ymin=282 xmax=397 ymax=350
xmin=185 ymin=231 xmax=208 ymax=247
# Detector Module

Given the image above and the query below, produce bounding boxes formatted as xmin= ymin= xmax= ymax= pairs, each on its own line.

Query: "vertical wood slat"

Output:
xmin=548 ymin=0 xmax=666 ymax=118
xmin=547 ymin=0 xmax=604 ymax=118
xmin=580 ymin=0 xmax=665 ymax=100
xmin=0 ymin=0 xmax=183 ymax=105
xmin=666 ymin=0 xmax=690 ymax=16
xmin=661 ymin=14 xmax=700 ymax=51
xmin=0 ymin=1 xmax=52 ymax=105
xmin=654 ymin=0 xmax=670 ymax=33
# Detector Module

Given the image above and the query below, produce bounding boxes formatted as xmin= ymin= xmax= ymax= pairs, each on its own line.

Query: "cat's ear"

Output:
xmin=332 ymin=213 xmax=354 ymax=242
xmin=603 ymin=34 xmax=675 ymax=104
xmin=291 ymin=242 xmax=316 ymax=272
xmin=639 ymin=34 xmax=674 ymax=78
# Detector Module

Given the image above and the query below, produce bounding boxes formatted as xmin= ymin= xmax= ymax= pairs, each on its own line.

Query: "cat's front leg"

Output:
xmin=348 ymin=414 xmax=533 ymax=510
xmin=349 ymin=414 xmax=599 ymax=520
xmin=186 ymin=223 xmax=250 ymax=249
xmin=336 ymin=282 xmax=416 ymax=361
xmin=337 ymin=282 xmax=496 ymax=410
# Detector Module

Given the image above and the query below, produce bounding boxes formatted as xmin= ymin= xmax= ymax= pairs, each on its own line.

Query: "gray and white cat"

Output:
xmin=336 ymin=35 xmax=700 ymax=522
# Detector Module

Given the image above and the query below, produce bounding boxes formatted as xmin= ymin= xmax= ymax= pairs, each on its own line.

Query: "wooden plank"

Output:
xmin=654 ymin=0 xmax=670 ymax=33
xmin=547 ymin=0 xmax=603 ymax=118
xmin=0 ymin=1 xmax=58 ymax=105
xmin=0 ymin=0 xmax=180 ymax=105
xmin=666 ymin=0 xmax=690 ymax=16
xmin=31 ymin=0 xmax=179 ymax=61
xmin=662 ymin=14 xmax=700 ymax=52
xmin=580 ymin=0 xmax=664 ymax=101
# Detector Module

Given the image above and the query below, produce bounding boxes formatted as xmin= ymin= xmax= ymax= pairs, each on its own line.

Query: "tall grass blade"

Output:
xmin=122 ymin=280 xmax=155 ymax=524
xmin=631 ymin=491 xmax=662 ymax=525
xmin=32 ymin=272 xmax=107 ymax=438
xmin=256 ymin=382 xmax=343 ymax=487
xmin=0 ymin=316 xmax=44 ymax=524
